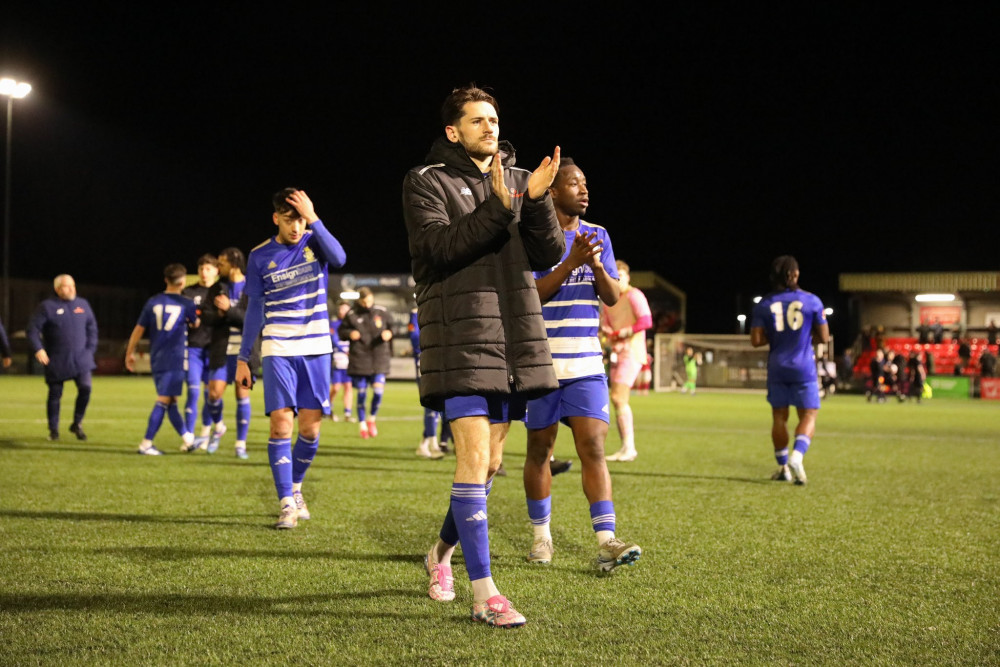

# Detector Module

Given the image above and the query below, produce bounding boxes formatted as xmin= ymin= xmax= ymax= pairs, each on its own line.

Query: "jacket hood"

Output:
xmin=424 ymin=136 xmax=517 ymax=175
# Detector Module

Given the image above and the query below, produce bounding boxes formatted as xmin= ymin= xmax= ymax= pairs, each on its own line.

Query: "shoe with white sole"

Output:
xmin=596 ymin=537 xmax=642 ymax=573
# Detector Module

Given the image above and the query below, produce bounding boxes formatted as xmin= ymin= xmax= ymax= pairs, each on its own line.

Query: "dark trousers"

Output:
xmin=46 ymin=371 xmax=92 ymax=432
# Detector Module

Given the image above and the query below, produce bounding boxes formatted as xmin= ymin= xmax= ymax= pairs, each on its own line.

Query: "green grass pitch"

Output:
xmin=1 ymin=376 xmax=998 ymax=664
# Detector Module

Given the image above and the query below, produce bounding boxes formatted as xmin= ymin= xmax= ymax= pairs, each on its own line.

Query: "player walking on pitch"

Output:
xmin=750 ymin=255 xmax=829 ymax=484
xmin=522 ymin=158 xmax=642 ymax=572
xmin=601 ymin=260 xmax=652 ymax=461
xmin=404 ymin=86 xmax=564 ymax=627
xmin=125 ymin=264 xmax=200 ymax=455
xmin=235 ymin=188 xmax=347 ymax=528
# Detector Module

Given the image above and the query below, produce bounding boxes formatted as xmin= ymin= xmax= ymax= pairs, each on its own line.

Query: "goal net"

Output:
xmin=653 ymin=333 xmax=834 ymax=392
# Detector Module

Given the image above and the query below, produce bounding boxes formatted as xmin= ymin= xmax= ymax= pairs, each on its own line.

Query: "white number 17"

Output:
xmin=769 ymin=300 xmax=804 ymax=332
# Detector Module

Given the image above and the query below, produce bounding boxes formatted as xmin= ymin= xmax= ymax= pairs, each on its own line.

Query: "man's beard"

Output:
xmin=463 ymin=137 xmax=498 ymax=162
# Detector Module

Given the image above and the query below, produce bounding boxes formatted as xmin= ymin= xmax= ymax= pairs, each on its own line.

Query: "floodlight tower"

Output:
xmin=1 ymin=77 xmax=31 ymax=327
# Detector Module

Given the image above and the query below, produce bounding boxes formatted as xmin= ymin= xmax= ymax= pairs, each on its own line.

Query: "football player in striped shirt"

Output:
xmin=523 ymin=159 xmax=642 ymax=572
xmin=236 ymin=188 xmax=346 ymax=529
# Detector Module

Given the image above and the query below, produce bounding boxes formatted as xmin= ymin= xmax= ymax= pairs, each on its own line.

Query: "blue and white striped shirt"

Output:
xmin=240 ymin=220 xmax=347 ymax=360
xmin=534 ymin=221 xmax=618 ymax=380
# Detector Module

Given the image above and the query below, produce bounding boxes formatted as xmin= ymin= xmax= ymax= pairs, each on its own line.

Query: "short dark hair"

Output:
xmin=197 ymin=253 xmax=218 ymax=268
xmin=441 ymin=86 xmax=498 ymax=127
xmin=552 ymin=158 xmax=578 ymax=188
xmin=769 ymin=255 xmax=799 ymax=290
xmin=358 ymin=286 xmax=373 ymax=300
xmin=164 ymin=263 xmax=187 ymax=285
xmin=272 ymin=187 xmax=299 ymax=217
xmin=219 ymin=247 xmax=246 ymax=273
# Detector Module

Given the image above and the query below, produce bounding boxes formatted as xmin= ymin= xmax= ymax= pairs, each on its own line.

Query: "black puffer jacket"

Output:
xmin=338 ymin=304 xmax=392 ymax=377
xmin=402 ymin=137 xmax=564 ymax=410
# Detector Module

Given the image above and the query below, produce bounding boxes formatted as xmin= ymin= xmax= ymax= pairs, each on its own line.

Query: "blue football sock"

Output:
xmin=590 ymin=500 xmax=616 ymax=534
xmin=185 ymin=386 xmax=200 ymax=434
xmin=268 ymin=438 xmax=293 ymax=500
xmin=236 ymin=397 xmax=251 ymax=441
xmin=774 ymin=447 xmax=789 ymax=465
xmin=166 ymin=403 xmax=186 ymax=436
xmin=201 ymin=396 xmax=212 ymax=428
xmin=793 ymin=435 xmax=811 ymax=455
xmin=423 ymin=409 xmax=439 ymax=439
xmin=208 ymin=398 xmax=224 ymax=425
xmin=527 ymin=496 xmax=552 ymax=527
xmin=370 ymin=387 xmax=383 ymax=416
xmin=292 ymin=435 xmax=319 ymax=484
xmin=144 ymin=402 xmax=168 ymax=441
xmin=356 ymin=387 xmax=368 ymax=422
xmin=450 ymin=483 xmax=491 ymax=581
xmin=439 ymin=506 xmax=459 ymax=547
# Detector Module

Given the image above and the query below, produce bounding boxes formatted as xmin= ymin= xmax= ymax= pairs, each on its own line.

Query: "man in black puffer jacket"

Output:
xmin=402 ymin=85 xmax=564 ymax=628
xmin=338 ymin=287 xmax=392 ymax=439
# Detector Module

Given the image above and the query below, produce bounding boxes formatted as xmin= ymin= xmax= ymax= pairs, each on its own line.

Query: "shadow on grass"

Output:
xmin=87 ymin=546 xmax=424 ymax=564
xmin=0 ymin=589 xmax=425 ymax=614
xmin=1 ymin=509 xmax=258 ymax=527
xmin=607 ymin=469 xmax=773 ymax=485
xmin=0 ymin=440 xmax=136 ymax=456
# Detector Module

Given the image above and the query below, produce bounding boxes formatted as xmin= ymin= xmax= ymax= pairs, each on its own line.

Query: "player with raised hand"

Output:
xmin=522 ymin=158 xmax=642 ymax=573
xmin=236 ymin=188 xmax=347 ymax=529
xmin=404 ymin=85 xmax=564 ymax=628
xmin=750 ymin=255 xmax=829 ymax=485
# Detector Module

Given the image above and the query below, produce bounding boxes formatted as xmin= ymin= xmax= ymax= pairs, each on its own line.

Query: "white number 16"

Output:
xmin=769 ymin=300 xmax=803 ymax=332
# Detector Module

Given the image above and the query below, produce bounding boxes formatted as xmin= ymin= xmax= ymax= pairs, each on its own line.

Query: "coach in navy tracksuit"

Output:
xmin=27 ymin=274 xmax=98 ymax=441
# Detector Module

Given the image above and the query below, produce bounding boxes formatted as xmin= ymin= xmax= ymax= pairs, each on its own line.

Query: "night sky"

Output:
xmin=3 ymin=5 xmax=998 ymax=340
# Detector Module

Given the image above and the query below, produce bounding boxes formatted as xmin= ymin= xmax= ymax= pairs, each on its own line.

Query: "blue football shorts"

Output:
xmin=262 ymin=354 xmax=332 ymax=415
xmin=767 ymin=379 xmax=821 ymax=410
xmin=187 ymin=347 xmax=210 ymax=386
xmin=331 ymin=368 xmax=350 ymax=384
xmin=444 ymin=393 xmax=528 ymax=424
xmin=525 ymin=374 xmax=610 ymax=429
xmin=153 ymin=369 xmax=186 ymax=398
xmin=351 ymin=373 xmax=386 ymax=390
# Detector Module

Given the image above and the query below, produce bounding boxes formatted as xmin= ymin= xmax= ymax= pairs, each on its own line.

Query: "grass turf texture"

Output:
xmin=1 ymin=376 xmax=998 ymax=665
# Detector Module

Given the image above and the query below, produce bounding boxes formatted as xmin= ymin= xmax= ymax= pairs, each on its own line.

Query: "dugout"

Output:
xmin=840 ymin=272 xmax=1000 ymax=343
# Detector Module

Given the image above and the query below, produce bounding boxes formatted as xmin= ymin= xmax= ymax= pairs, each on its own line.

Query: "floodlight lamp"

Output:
xmin=736 ymin=314 xmax=747 ymax=323
xmin=752 ymin=296 xmax=762 ymax=304
xmin=0 ymin=79 xmax=15 ymax=95
xmin=914 ymin=293 xmax=955 ymax=302
xmin=12 ymin=82 xmax=31 ymax=99
xmin=824 ymin=308 xmax=834 ymax=316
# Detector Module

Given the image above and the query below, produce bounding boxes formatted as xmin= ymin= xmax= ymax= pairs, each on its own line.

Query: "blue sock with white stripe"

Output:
xmin=439 ymin=479 xmax=493 ymax=547
xmin=370 ymin=386 xmax=383 ymax=416
xmin=527 ymin=496 xmax=552 ymax=540
xmin=793 ymin=435 xmax=811 ymax=455
xmin=423 ymin=408 xmax=439 ymax=438
xmin=208 ymin=398 xmax=223 ymax=425
xmin=166 ymin=403 xmax=187 ymax=436
xmin=450 ymin=483 xmax=491 ymax=581
xmin=268 ymin=438 xmax=293 ymax=500
xmin=292 ymin=435 xmax=319 ymax=484
xmin=590 ymin=500 xmax=616 ymax=544
xmin=236 ymin=397 xmax=251 ymax=441
xmin=774 ymin=447 xmax=789 ymax=465
xmin=356 ymin=387 xmax=368 ymax=422
xmin=185 ymin=386 xmax=200 ymax=434
xmin=144 ymin=402 xmax=167 ymax=441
